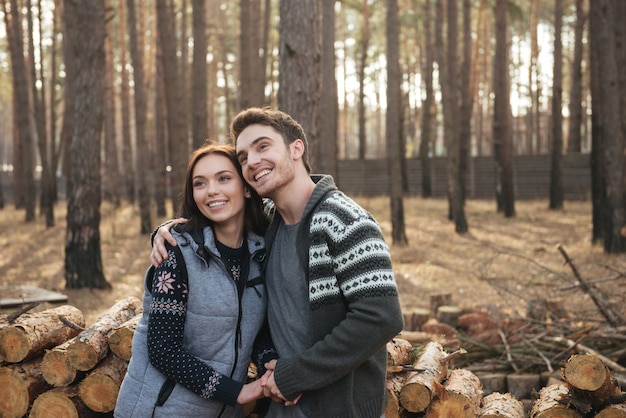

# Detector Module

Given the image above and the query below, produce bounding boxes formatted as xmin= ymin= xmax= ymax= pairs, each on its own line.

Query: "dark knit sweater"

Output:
xmin=264 ymin=175 xmax=404 ymax=418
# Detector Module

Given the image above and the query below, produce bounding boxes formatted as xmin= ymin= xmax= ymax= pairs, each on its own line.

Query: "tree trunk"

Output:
xmin=102 ymin=0 xmax=120 ymax=208
xmin=239 ymin=0 xmax=264 ymax=111
xmin=420 ymin=0 xmax=434 ymax=198
xmin=64 ymin=0 xmax=109 ymax=289
xmin=319 ymin=0 xmax=339 ymax=180
xmin=493 ymin=0 xmax=515 ymax=217
xmin=157 ymin=0 xmax=189 ymax=214
xmin=567 ymin=0 xmax=585 ymax=153
xmin=126 ymin=0 xmax=152 ymax=234
xmin=4 ymin=0 xmax=36 ymax=221
xmin=549 ymin=0 xmax=564 ymax=210
xmin=191 ymin=0 xmax=208 ymax=148
xmin=117 ymin=0 xmax=135 ymax=204
xmin=446 ymin=0 xmax=468 ymax=233
xmin=591 ymin=0 xmax=625 ymax=253
xmin=278 ymin=0 xmax=320 ymax=170
xmin=588 ymin=0 xmax=607 ymax=244
xmin=386 ymin=0 xmax=407 ymax=246
xmin=154 ymin=42 xmax=168 ymax=218
xmin=357 ymin=0 xmax=369 ymax=161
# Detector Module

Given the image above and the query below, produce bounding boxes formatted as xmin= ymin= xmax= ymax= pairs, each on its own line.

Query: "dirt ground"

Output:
xmin=1 ymin=197 xmax=625 ymax=328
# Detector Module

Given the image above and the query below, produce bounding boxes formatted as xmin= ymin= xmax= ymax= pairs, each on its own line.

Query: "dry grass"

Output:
xmin=1 ymin=197 xmax=625 ymax=326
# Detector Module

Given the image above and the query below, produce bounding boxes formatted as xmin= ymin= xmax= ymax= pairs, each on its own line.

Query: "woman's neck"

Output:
xmin=213 ymin=223 xmax=244 ymax=248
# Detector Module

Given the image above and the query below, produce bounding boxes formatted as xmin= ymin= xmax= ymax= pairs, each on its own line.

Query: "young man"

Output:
xmin=152 ymin=108 xmax=403 ymax=418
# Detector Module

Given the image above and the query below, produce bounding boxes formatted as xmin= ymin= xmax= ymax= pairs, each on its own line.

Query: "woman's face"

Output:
xmin=192 ymin=153 xmax=247 ymax=229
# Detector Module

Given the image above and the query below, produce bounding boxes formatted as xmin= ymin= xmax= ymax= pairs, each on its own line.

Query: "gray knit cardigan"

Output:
xmin=264 ymin=175 xmax=404 ymax=418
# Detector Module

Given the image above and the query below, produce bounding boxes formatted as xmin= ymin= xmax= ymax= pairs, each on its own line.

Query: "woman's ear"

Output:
xmin=244 ymin=188 xmax=252 ymax=198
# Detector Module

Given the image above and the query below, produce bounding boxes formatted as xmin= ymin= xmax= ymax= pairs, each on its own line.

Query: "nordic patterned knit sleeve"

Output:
xmin=147 ymin=245 xmax=244 ymax=406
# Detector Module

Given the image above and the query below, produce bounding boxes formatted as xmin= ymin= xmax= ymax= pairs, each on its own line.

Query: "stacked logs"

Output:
xmin=386 ymin=338 xmax=626 ymax=418
xmin=0 ymin=296 xmax=142 ymax=417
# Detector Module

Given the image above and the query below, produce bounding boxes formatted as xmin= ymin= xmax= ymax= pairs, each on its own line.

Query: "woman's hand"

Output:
xmin=237 ymin=379 xmax=265 ymax=404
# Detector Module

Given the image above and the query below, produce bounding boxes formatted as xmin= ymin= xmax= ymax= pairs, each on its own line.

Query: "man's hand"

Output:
xmin=150 ymin=218 xmax=187 ymax=266
xmin=262 ymin=360 xmax=301 ymax=406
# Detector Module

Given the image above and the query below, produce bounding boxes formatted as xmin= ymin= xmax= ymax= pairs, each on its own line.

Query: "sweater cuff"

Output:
xmin=213 ymin=376 xmax=244 ymax=406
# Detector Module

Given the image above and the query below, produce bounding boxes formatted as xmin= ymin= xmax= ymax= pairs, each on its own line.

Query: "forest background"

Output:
xmin=0 ymin=0 xmax=624 ymax=328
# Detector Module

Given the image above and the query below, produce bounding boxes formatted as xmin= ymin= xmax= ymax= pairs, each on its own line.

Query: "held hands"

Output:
xmin=150 ymin=218 xmax=188 ymax=267
xmin=262 ymin=360 xmax=302 ymax=406
xmin=237 ymin=379 xmax=265 ymax=405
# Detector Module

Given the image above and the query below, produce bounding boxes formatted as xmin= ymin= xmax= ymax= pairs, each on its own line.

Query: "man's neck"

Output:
xmin=273 ymin=174 xmax=316 ymax=225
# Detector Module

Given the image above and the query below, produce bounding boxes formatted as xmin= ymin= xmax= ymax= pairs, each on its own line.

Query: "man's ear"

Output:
xmin=291 ymin=139 xmax=305 ymax=161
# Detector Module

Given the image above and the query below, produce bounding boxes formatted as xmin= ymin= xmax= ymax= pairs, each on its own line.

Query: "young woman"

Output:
xmin=115 ymin=143 xmax=277 ymax=418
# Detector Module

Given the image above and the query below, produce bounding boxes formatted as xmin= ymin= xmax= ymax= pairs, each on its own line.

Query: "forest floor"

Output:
xmin=1 ymin=197 xmax=625 ymax=330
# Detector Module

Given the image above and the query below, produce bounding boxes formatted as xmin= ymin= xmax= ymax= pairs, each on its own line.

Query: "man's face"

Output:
xmin=236 ymin=124 xmax=296 ymax=200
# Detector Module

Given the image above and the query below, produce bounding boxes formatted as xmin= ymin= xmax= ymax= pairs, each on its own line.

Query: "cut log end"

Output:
xmin=0 ymin=367 xmax=30 ymax=418
xmin=79 ymin=373 xmax=120 ymax=413
xmin=41 ymin=349 xmax=77 ymax=387
xmin=0 ymin=327 xmax=30 ymax=363
xmin=67 ymin=340 xmax=100 ymax=371
xmin=29 ymin=389 xmax=80 ymax=418
xmin=563 ymin=353 xmax=609 ymax=391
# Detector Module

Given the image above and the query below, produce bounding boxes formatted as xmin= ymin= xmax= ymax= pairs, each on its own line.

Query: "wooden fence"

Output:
xmin=336 ymin=153 xmax=591 ymax=200
xmin=0 ymin=154 xmax=591 ymax=203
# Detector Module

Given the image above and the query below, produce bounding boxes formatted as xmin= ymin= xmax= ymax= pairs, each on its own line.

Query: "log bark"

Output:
xmin=399 ymin=341 xmax=449 ymax=412
xmin=530 ymin=384 xmax=583 ymax=418
xmin=67 ymin=296 xmax=141 ymax=371
xmin=387 ymin=338 xmax=415 ymax=367
xmin=41 ymin=339 xmax=83 ymax=387
xmin=595 ymin=402 xmax=626 ymax=417
xmin=28 ymin=386 xmax=91 ymax=418
xmin=425 ymin=368 xmax=482 ymax=417
xmin=78 ymin=353 xmax=128 ymax=413
xmin=0 ymin=358 xmax=50 ymax=418
xmin=0 ymin=305 xmax=84 ymax=363
xmin=107 ymin=313 xmax=140 ymax=361
xmin=479 ymin=392 xmax=525 ymax=418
